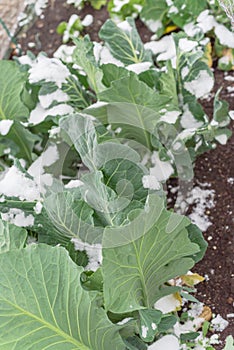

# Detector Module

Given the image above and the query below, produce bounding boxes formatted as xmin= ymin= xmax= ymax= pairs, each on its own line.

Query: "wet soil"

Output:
xmin=16 ymin=0 xmax=234 ymax=348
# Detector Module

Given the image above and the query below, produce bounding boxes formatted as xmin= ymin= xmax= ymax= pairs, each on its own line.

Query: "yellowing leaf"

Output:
xmin=174 ymin=292 xmax=183 ymax=310
xmin=203 ymin=42 xmax=213 ymax=68
xmin=199 ymin=306 xmax=212 ymax=321
xmin=180 ymin=273 xmax=205 ymax=287
xmin=164 ymin=25 xmax=178 ymax=34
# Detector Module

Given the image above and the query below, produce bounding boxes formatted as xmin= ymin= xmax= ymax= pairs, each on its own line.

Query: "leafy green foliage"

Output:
xmin=0 ymin=219 xmax=27 ymax=253
xmin=0 ymin=6 xmax=232 ymax=349
xmin=102 ymin=195 xmax=200 ymax=313
xmin=0 ymin=61 xmax=29 ymax=121
xmin=0 ymin=244 xmax=126 ymax=349
xmin=99 ymin=18 xmax=152 ymax=65
xmin=140 ymin=0 xmax=168 ymax=37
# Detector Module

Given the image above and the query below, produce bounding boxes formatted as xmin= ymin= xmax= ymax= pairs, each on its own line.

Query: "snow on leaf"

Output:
xmin=99 ymin=17 xmax=152 ymax=65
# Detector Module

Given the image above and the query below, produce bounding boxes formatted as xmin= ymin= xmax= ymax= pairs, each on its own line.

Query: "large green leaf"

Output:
xmin=60 ymin=113 xmax=98 ymax=171
xmin=0 ymin=219 xmax=27 ymax=254
xmin=73 ymin=37 xmax=104 ymax=93
xmin=0 ymin=244 xmax=126 ymax=349
xmin=168 ymin=0 xmax=207 ymax=28
xmin=92 ymin=74 xmax=172 ymax=148
xmin=7 ymin=121 xmax=39 ymax=162
xmin=44 ymin=191 xmax=102 ymax=245
xmin=102 ymin=195 xmax=201 ymax=313
xmin=0 ymin=61 xmax=29 ymax=120
xmin=99 ymin=18 xmax=152 ymax=65
xmin=62 ymin=75 xmax=92 ymax=110
xmin=140 ymin=0 xmax=168 ymax=37
xmin=108 ymin=0 xmax=144 ymax=20
xmin=60 ymin=113 xmax=148 ymax=226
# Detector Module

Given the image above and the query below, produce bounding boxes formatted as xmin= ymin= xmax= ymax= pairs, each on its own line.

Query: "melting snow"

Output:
xmin=143 ymin=19 xmax=163 ymax=33
xmin=29 ymin=56 xmax=70 ymax=88
xmin=176 ymin=184 xmax=215 ymax=231
xmin=145 ymin=35 xmax=176 ymax=63
xmin=184 ymin=70 xmax=214 ymax=99
xmin=93 ymin=43 xmax=124 ymax=67
xmin=33 ymin=201 xmax=43 ymax=214
xmin=2 ymin=209 xmax=34 ymax=227
xmin=142 ymin=175 xmax=161 ymax=190
xmin=215 ymin=134 xmax=228 ymax=145
xmin=214 ymin=24 xmax=234 ymax=49
xmin=159 ymin=110 xmax=181 ymax=124
xmin=154 ymin=294 xmax=181 ymax=314
xmin=179 ymin=38 xmax=198 ymax=52
xmin=126 ymin=62 xmax=152 ymax=74
xmin=180 ymin=104 xmax=204 ymax=129
xmin=117 ymin=20 xmax=133 ymax=33
xmin=117 ymin=317 xmax=133 ymax=325
xmin=65 ymin=180 xmax=84 ymax=189
xmin=0 ymin=120 xmax=13 ymax=136
xmin=149 ymin=151 xmax=174 ymax=182
xmin=39 ymin=89 xmax=69 ymax=109
xmin=148 ymin=335 xmax=180 ymax=350
xmin=81 ymin=14 xmax=93 ymax=27
xmin=0 ymin=166 xmax=40 ymax=201
xmin=141 ymin=325 xmax=149 ymax=338
xmin=29 ymin=102 xmax=73 ymax=125
xmin=71 ymin=238 xmax=102 ymax=271
xmin=211 ymin=314 xmax=229 ymax=332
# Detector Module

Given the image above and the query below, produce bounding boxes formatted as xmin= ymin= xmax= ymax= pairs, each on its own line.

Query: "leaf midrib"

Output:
xmin=1 ymin=297 xmax=91 ymax=350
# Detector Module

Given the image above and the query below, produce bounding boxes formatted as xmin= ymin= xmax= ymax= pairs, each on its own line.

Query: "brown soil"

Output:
xmin=17 ymin=0 xmax=234 ymax=348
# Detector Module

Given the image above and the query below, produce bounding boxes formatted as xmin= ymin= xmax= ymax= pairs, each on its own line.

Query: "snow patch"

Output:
xmin=117 ymin=20 xmax=133 ymax=33
xmin=39 ymin=89 xmax=69 ymax=109
xmin=29 ymin=56 xmax=70 ymax=88
xmin=2 ymin=209 xmax=34 ymax=227
xmin=0 ymin=166 xmax=40 ymax=201
xmin=149 ymin=151 xmax=174 ymax=182
xmin=141 ymin=325 xmax=149 ymax=338
xmin=179 ymin=38 xmax=198 ymax=52
xmin=54 ymin=45 xmax=76 ymax=64
xmin=65 ymin=180 xmax=84 ymax=189
xmin=180 ymin=104 xmax=204 ymax=129
xmin=94 ymin=44 xmax=124 ymax=67
xmin=28 ymin=145 xmax=59 ymax=191
xmin=117 ymin=317 xmax=133 ymax=325
xmin=154 ymin=294 xmax=181 ymax=314
xmin=145 ymin=36 xmax=176 ymax=64
xmin=0 ymin=120 xmax=13 ymax=136
xmin=142 ymin=175 xmax=161 ymax=190
xmin=215 ymin=134 xmax=228 ymax=145
xmin=71 ymin=238 xmax=102 ymax=271
xmin=29 ymin=102 xmax=73 ymax=125
xmin=126 ymin=62 xmax=152 ymax=74
xmin=112 ymin=0 xmax=129 ymax=12
xmin=148 ymin=335 xmax=180 ymax=350
xmin=143 ymin=19 xmax=163 ymax=33
xmin=81 ymin=14 xmax=93 ymax=27
xmin=215 ymin=24 xmax=234 ymax=49
xmin=176 ymin=184 xmax=215 ymax=231
xmin=160 ymin=110 xmax=181 ymax=124
xmin=211 ymin=314 xmax=229 ymax=332
xmin=184 ymin=70 xmax=214 ymax=99
xmin=34 ymin=201 xmax=43 ymax=214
